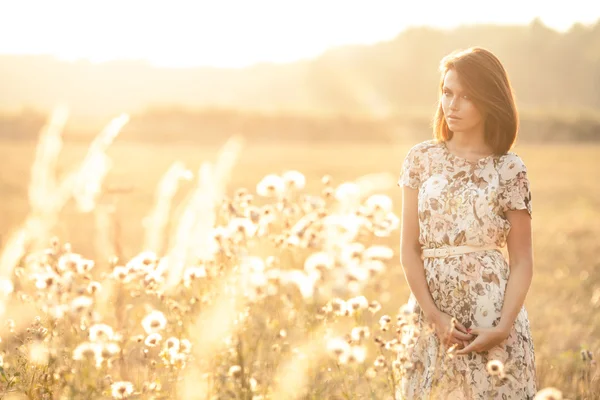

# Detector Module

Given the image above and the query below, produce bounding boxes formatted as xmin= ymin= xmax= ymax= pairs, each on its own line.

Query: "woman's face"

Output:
xmin=441 ymin=69 xmax=485 ymax=135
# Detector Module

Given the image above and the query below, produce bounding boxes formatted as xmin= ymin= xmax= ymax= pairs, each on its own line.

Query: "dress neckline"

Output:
xmin=441 ymin=141 xmax=496 ymax=165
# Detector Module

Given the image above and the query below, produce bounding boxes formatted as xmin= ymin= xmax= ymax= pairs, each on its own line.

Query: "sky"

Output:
xmin=1 ymin=0 xmax=599 ymax=68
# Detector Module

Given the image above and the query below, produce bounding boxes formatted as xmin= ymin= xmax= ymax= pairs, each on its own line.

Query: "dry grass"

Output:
xmin=0 ymin=111 xmax=599 ymax=399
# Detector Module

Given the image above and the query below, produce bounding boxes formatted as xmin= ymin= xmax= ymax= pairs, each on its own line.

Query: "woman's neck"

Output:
xmin=448 ymin=131 xmax=490 ymax=154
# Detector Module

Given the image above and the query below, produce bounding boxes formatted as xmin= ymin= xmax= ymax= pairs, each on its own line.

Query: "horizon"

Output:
xmin=1 ymin=0 xmax=600 ymax=69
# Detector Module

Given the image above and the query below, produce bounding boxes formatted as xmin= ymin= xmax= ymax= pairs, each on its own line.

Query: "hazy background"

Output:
xmin=1 ymin=1 xmax=600 ymax=396
xmin=1 ymin=0 xmax=600 ymax=144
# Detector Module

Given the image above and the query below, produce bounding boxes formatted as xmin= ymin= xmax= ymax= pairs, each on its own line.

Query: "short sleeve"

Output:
xmin=499 ymin=154 xmax=532 ymax=217
xmin=398 ymin=143 xmax=426 ymax=189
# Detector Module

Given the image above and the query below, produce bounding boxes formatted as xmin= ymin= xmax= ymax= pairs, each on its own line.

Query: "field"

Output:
xmin=1 ymin=126 xmax=599 ymax=399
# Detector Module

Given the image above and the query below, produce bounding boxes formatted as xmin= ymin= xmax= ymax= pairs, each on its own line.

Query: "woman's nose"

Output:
xmin=449 ymin=98 xmax=459 ymax=110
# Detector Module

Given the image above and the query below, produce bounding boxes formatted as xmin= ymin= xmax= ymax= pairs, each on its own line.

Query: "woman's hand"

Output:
xmin=429 ymin=311 xmax=474 ymax=348
xmin=455 ymin=326 xmax=510 ymax=355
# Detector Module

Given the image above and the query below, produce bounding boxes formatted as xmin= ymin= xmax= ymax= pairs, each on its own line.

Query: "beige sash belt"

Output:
xmin=421 ymin=244 xmax=501 ymax=258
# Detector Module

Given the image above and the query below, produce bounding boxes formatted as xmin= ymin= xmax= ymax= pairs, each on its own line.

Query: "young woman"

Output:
xmin=397 ymin=47 xmax=537 ymax=399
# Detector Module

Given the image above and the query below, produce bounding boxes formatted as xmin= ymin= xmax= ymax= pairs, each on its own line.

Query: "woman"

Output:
xmin=397 ymin=47 xmax=537 ymax=399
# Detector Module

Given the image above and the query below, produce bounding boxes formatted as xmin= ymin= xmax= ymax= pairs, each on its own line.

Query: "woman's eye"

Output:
xmin=462 ymin=94 xmax=470 ymax=100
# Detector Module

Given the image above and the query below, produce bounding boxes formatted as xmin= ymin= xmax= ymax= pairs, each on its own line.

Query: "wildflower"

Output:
xmin=368 ymin=301 xmax=382 ymax=314
xmin=373 ymin=355 xmax=386 ymax=369
xmin=58 ymin=252 xmax=83 ymax=272
xmin=228 ymin=217 xmax=257 ymax=238
xmin=131 ymin=334 xmax=144 ymax=343
xmin=322 ymin=186 xmax=334 ymax=198
xmin=291 ymin=214 xmax=315 ymax=236
xmin=144 ymin=333 xmax=162 ymax=347
xmin=347 ymin=346 xmax=367 ymax=363
xmin=351 ymin=327 xmax=371 ymax=342
xmin=285 ymin=234 xmax=301 ymax=247
xmin=28 ymin=341 xmax=49 ymax=365
xmin=141 ymin=310 xmax=167 ymax=334
xmin=533 ymin=387 xmax=563 ymax=400
xmin=179 ymin=338 xmax=192 ymax=354
xmin=89 ymin=324 xmax=114 ymax=342
xmin=365 ymin=367 xmax=377 ymax=379
xmin=35 ymin=272 xmax=57 ymax=290
xmin=364 ymin=245 xmax=394 ymax=260
xmin=282 ymin=170 xmax=306 ymax=190
xmin=372 ymin=212 xmax=400 ymax=237
xmin=243 ymin=206 xmax=261 ymax=224
xmin=183 ymin=266 xmax=207 ymax=287
xmin=249 ymin=377 xmax=258 ymax=391
xmin=341 ymin=242 xmax=365 ymax=262
xmin=300 ymin=194 xmax=326 ymax=213
xmin=327 ymin=338 xmax=351 ymax=359
xmin=167 ymin=351 xmax=187 ymax=368
xmin=87 ymin=281 xmax=102 ymax=295
xmin=379 ymin=315 xmax=392 ymax=331
xmin=98 ymin=342 xmax=121 ymax=360
xmin=165 ymin=337 xmax=180 ymax=352
xmin=362 ymin=259 xmax=386 ymax=277
xmin=228 ymin=365 xmax=242 ymax=378
xmin=486 ymin=359 xmax=505 ymax=377
xmin=241 ymin=256 xmax=266 ymax=273
xmin=327 ymin=298 xmax=347 ymax=316
xmin=128 ymin=251 xmax=158 ymax=269
xmin=281 ymin=270 xmax=318 ymax=299
xmin=347 ymin=296 xmax=369 ymax=312
xmin=111 ymin=266 xmax=130 ymax=282
xmin=322 ymin=214 xmax=362 ymax=242
xmin=334 ymin=182 xmax=360 ymax=204
xmin=70 ymin=296 xmax=93 ymax=315
xmin=326 ymin=337 xmax=351 ymax=358
xmin=365 ymin=194 xmax=393 ymax=213
xmin=73 ymin=342 xmax=99 ymax=361
xmin=580 ymin=349 xmax=593 ymax=362
xmin=76 ymin=259 xmax=95 ymax=274
xmin=399 ymin=303 xmax=414 ymax=318
xmin=256 ymin=174 xmax=285 ymax=197
xmin=143 ymin=381 xmax=162 ymax=392
xmin=111 ymin=381 xmax=134 ymax=399
xmin=304 ymin=252 xmax=335 ymax=273
xmin=385 ymin=339 xmax=401 ymax=353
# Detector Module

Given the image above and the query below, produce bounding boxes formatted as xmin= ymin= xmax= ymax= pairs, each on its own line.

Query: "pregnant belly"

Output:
xmin=423 ymin=252 xmax=509 ymax=328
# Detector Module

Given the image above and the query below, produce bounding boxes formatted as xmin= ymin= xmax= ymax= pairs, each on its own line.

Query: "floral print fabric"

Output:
xmin=396 ymin=140 xmax=537 ymax=399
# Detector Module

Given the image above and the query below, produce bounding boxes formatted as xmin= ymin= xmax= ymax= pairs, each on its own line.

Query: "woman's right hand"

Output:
xmin=428 ymin=310 xmax=474 ymax=348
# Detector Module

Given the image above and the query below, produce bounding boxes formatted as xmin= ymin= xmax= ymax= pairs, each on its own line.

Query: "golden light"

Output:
xmin=0 ymin=0 xmax=598 ymax=68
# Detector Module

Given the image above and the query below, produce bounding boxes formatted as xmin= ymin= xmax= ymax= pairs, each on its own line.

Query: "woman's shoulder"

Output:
xmin=405 ymin=139 xmax=442 ymax=156
xmin=496 ymin=151 xmax=528 ymax=180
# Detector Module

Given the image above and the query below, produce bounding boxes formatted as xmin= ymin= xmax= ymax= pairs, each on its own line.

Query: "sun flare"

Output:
xmin=0 ymin=0 xmax=598 ymax=68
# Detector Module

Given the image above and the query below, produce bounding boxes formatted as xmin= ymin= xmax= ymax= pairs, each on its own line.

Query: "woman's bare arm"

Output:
xmin=456 ymin=209 xmax=533 ymax=355
xmin=497 ymin=209 xmax=534 ymax=333
xmin=400 ymin=186 xmax=440 ymax=320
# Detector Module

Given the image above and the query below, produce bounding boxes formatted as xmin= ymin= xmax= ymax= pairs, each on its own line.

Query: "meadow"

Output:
xmin=0 ymin=113 xmax=599 ymax=399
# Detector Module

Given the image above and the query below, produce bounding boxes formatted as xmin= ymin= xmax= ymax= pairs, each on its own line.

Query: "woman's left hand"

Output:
xmin=455 ymin=326 xmax=510 ymax=355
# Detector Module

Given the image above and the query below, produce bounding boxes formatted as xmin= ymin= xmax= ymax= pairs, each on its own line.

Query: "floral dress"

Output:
xmin=396 ymin=140 xmax=537 ymax=399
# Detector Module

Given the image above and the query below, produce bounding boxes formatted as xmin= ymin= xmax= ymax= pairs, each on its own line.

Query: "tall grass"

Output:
xmin=0 ymin=110 xmax=595 ymax=399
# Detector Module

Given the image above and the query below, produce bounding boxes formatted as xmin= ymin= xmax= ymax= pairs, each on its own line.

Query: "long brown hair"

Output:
xmin=432 ymin=47 xmax=518 ymax=154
